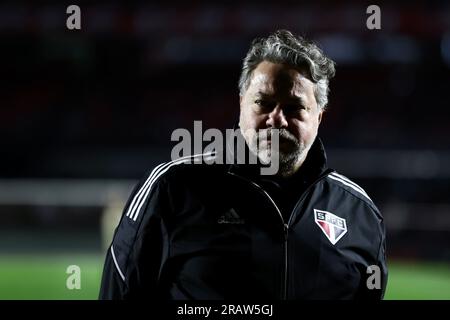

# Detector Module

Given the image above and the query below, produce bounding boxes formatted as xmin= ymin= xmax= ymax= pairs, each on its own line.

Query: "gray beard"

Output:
xmin=247 ymin=128 xmax=308 ymax=177
xmin=278 ymin=147 xmax=303 ymax=177
xmin=274 ymin=141 xmax=309 ymax=177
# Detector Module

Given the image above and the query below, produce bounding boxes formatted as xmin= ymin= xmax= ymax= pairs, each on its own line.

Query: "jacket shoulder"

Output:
xmin=123 ymin=152 xmax=221 ymax=221
xmin=105 ymin=152 xmax=223 ymax=283
xmin=150 ymin=154 xmax=234 ymax=191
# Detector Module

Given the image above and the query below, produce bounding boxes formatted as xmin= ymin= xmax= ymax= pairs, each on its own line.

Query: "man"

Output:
xmin=99 ymin=30 xmax=388 ymax=299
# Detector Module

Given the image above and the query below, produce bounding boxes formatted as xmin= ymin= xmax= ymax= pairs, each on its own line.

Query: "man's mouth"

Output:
xmin=259 ymin=138 xmax=295 ymax=150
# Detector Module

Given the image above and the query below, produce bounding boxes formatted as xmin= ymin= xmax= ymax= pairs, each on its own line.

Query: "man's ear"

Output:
xmin=318 ymin=110 xmax=323 ymax=124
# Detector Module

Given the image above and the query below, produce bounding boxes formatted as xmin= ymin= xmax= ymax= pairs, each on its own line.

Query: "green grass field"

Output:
xmin=0 ymin=254 xmax=449 ymax=299
xmin=0 ymin=254 xmax=103 ymax=300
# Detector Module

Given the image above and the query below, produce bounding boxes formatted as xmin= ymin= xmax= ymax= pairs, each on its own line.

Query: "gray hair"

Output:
xmin=238 ymin=30 xmax=336 ymax=110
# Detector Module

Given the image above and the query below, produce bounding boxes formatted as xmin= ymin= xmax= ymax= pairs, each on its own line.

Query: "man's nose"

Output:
xmin=266 ymin=105 xmax=288 ymax=128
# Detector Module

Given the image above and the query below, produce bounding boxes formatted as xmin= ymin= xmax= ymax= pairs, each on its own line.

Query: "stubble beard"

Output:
xmin=244 ymin=128 xmax=309 ymax=177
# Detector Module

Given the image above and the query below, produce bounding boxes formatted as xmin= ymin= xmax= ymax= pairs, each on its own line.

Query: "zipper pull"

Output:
xmin=284 ymin=223 xmax=289 ymax=241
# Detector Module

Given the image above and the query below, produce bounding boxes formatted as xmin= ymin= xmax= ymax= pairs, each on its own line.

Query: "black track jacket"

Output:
xmin=99 ymin=137 xmax=388 ymax=300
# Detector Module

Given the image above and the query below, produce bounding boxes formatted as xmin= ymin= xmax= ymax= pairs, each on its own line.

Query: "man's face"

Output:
xmin=239 ymin=61 xmax=323 ymax=176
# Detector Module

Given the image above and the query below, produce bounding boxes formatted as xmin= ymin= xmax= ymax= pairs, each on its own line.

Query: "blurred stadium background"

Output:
xmin=0 ymin=1 xmax=449 ymax=299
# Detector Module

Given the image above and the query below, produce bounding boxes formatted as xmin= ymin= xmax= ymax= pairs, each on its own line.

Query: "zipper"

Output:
xmin=228 ymin=172 xmax=287 ymax=299
xmin=283 ymin=223 xmax=289 ymax=300
xmin=228 ymin=169 xmax=334 ymax=300
xmin=282 ymin=169 xmax=334 ymax=299
xmin=286 ymin=168 xmax=335 ymax=228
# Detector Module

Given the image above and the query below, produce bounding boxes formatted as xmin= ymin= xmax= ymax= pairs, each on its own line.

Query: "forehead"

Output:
xmin=248 ymin=61 xmax=315 ymax=96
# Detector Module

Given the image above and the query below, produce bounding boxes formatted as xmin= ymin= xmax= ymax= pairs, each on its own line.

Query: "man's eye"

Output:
xmin=255 ymin=99 xmax=273 ymax=108
xmin=286 ymin=104 xmax=306 ymax=113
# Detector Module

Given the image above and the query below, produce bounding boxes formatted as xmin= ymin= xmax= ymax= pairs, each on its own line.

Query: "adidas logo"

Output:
xmin=217 ymin=208 xmax=245 ymax=224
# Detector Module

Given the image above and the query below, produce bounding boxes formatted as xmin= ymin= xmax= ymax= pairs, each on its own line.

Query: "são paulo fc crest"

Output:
xmin=314 ymin=209 xmax=348 ymax=245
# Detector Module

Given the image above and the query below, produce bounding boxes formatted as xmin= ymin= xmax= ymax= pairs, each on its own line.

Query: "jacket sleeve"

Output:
xmin=99 ymin=170 xmax=170 ymax=300
xmin=355 ymin=215 xmax=388 ymax=300
xmin=377 ymin=220 xmax=388 ymax=299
